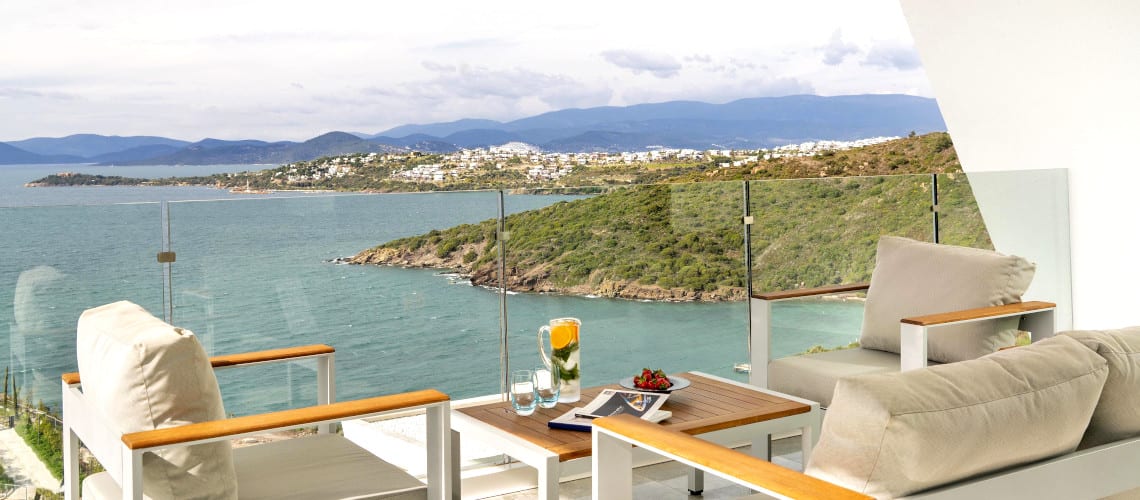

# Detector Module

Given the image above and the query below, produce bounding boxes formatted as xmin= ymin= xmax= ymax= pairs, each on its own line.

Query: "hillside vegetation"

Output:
xmin=354 ymin=134 xmax=989 ymax=301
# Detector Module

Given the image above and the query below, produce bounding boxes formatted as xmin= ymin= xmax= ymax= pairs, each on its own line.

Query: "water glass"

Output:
xmin=534 ymin=364 xmax=561 ymax=408
xmin=510 ymin=369 xmax=537 ymax=416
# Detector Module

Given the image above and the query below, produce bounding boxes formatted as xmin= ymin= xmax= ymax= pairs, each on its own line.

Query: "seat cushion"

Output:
xmin=859 ymin=236 xmax=1035 ymax=363
xmin=77 ymin=301 xmax=237 ymax=499
xmin=805 ymin=335 xmax=1108 ymax=499
xmin=768 ymin=348 xmax=912 ymax=408
xmin=1062 ymin=327 xmax=1140 ymax=449
xmin=83 ymin=434 xmax=426 ymax=500
xmin=234 ymin=434 xmax=426 ymax=500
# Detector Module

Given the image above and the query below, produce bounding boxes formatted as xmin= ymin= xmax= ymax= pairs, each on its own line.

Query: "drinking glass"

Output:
xmin=510 ymin=369 xmax=537 ymax=416
xmin=534 ymin=364 xmax=561 ymax=408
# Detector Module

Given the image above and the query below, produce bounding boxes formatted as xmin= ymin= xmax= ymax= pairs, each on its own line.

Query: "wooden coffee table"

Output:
xmin=450 ymin=371 xmax=820 ymax=499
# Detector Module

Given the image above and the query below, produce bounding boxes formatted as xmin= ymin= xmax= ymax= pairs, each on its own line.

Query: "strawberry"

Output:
xmin=633 ymin=367 xmax=672 ymax=390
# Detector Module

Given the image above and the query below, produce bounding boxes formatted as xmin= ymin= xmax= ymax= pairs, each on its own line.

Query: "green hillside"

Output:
xmin=354 ymin=170 xmax=990 ymax=300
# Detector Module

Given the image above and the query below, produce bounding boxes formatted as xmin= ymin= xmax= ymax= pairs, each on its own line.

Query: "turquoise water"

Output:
xmin=0 ymin=164 xmax=862 ymax=415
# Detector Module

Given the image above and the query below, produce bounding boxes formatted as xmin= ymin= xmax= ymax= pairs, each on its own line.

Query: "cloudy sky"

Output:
xmin=0 ymin=0 xmax=931 ymax=142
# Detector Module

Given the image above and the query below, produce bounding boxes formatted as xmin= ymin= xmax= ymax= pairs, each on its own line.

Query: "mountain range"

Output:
xmin=0 ymin=94 xmax=946 ymax=166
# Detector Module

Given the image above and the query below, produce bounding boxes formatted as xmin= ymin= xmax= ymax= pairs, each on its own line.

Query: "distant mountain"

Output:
xmin=89 ymin=144 xmax=186 ymax=164
xmin=6 ymin=94 xmax=946 ymax=165
xmin=7 ymin=134 xmax=189 ymax=158
xmin=109 ymin=132 xmax=404 ymax=166
xmin=369 ymin=94 xmax=945 ymax=152
xmin=369 ymin=134 xmax=459 ymax=153
xmin=0 ymin=142 xmax=86 ymax=165
xmin=373 ymin=118 xmax=505 ymax=139
xmin=443 ymin=129 xmax=523 ymax=148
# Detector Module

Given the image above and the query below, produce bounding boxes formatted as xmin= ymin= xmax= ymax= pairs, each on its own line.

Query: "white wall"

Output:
xmin=900 ymin=0 xmax=1140 ymax=329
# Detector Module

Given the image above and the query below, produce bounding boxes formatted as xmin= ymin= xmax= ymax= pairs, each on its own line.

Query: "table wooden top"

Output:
xmin=455 ymin=372 xmax=811 ymax=461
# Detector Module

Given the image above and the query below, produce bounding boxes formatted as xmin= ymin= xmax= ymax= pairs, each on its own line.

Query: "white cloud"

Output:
xmin=0 ymin=0 xmax=931 ymax=141
xmin=601 ymin=50 xmax=683 ymax=79
xmin=821 ymin=29 xmax=860 ymax=66
xmin=864 ymin=42 xmax=923 ymax=70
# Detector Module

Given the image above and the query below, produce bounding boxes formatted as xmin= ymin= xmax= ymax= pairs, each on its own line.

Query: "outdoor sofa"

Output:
xmin=593 ymin=326 xmax=1140 ymax=499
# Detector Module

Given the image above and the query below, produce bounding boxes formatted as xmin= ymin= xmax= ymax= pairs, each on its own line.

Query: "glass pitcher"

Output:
xmin=538 ymin=317 xmax=581 ymax=403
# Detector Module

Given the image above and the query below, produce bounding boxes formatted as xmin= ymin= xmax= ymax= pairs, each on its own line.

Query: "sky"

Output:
xmin=0 ymin=0 xmax=932 ymax=142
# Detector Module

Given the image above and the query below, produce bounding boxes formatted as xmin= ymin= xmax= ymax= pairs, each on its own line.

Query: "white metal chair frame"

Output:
xmin=62 ymin=344 xmax=452 ymax=500
xmin=749 ymin=282 xmax=1057 ymax=388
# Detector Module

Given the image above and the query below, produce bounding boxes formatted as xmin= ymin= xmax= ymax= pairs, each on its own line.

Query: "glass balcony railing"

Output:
xmin=0 ymin=170 xmax=1072 ymax=422
xmin=747 ymin=174 xmax=935 ymax=358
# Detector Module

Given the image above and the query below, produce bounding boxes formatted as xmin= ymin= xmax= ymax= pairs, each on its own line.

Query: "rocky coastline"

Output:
xmin=350 ymin=243 xmax=747 ymax=303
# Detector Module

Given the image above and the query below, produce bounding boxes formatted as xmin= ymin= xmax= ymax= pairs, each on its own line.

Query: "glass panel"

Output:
xmin=168 ymin=192 xmax=502 ymax=416
xmin=934 ymin=172 xmax=993 ymax=249
xmin=504 ymin=182 xmax=749 ymax=388
xmin=937 ymin=169 xmax=1073 ymax=329
xmin=0 ymin=203 xmax=163 ymax=412
xmin=748 ymin=174 xmax=933 ymax=357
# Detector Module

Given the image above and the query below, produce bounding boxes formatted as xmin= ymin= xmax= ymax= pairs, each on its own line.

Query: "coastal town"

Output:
xmin=268 ymin=136 xmax=902 ymax=188
xmin=27 ymin=133 xmax=951 ymax=193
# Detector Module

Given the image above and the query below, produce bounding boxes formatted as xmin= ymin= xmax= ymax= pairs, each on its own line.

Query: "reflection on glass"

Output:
xmin=1 ymin=203 xmax=162 ymax=412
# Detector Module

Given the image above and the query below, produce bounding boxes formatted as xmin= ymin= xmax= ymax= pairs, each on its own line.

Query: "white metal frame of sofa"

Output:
xmin=591 ymin=413 xmax=1140 ymax=499
xmin=62 ymin=344 xmax=453 ymax=500
xmin=749 ymin=283 xmax=1057 ymax=388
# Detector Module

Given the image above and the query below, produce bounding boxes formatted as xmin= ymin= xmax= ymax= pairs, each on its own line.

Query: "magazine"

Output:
xmin=547 ymin=389 xmax=670 ymax=432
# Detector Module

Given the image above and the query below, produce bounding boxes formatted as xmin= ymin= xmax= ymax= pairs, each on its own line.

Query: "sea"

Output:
xmin=0 ymin=163 xmax=862 ymax=416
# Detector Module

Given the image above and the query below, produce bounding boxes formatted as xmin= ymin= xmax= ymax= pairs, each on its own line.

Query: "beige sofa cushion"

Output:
xmin=769 ymin=348 xmax=942 ymax=408
xmin=77 ymin=301 xmax=238 ymax=499
xmin=1062 ymin=327 xmax=1140 ymax=449
xmin=859 ymin=236 xmax=1035 ymax=363
xmin=806 ymin=335 xmax=1107 ymax=499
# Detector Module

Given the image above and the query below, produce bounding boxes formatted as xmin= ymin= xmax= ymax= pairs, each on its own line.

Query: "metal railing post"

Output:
xmin=743 ymin=181 xmax=754 ymax=372
xmin=497 ymin=190 xmax=510 ymax=399
xmin=160 ymin=201 xmax=174 ymax=323
xmin=931 ymin=173 xmax=941 ymax=244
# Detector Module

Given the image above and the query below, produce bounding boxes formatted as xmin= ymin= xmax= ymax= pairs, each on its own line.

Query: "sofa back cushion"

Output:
xmin=806 ymin=335 xmax=1107 ymax=498
xmin=77 ymin=301 xmax=238 ymax=499
xmin=859 ymin=236 xmax=1035 ymax=363
xmin=1062 ymin=327 xmax=1140 ymax=449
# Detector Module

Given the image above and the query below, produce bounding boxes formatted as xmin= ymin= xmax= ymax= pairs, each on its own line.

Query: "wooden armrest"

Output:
xmin=594 ymin=415 xmax=870 ymax=500
xmin=121 ymin=389 xmax=448 ymax=450
xmin=752 ymin=283 xmax=869 ymax=301
xmin=62 ymin=344 xmax=336 ymax=385
xmin=208 ymin=344 xmax=334 ymax=368
xmin=901 ymin=301 xmax=1055 ymax=327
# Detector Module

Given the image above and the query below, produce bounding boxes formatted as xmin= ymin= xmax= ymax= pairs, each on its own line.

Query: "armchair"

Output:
xmin=751 ymin=236 xmax=1055 ymax=408
xmin=62 ymin=301 xmax=451 ymax=499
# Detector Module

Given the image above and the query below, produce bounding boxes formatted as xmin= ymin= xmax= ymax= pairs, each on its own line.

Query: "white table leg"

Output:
xmin=801 ymin=424 xmax=815 ymax=466
xmin=537 ymin=455 xmax=560 ymax=500
xmin=753 ymin=433 xmax=772 ymax=461
xmin=450 ymin=430 xmax=462 ymax=500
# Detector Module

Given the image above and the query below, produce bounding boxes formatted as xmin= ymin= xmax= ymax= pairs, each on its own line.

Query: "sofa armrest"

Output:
xmin=62 ymin=344 xmax=337 ymax=385
xmin=901 ymin=301 xmax=1056 ymax=327
xmin=753 ymin=283 xmax=869 ymax=301
xmin=899 ymin=301 xmax=1056 ymax=371
xmin=592 ymin=414 xmax=869 ymax=500
xmin=749 ymin=283 xmax=870 ymax=387
xmin=121 ymin=389 xmax=449 ymax=450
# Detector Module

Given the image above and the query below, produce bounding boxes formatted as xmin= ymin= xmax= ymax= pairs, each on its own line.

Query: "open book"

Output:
xmin=548 ymin=389 xmax=670 ymax=432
